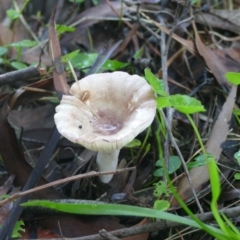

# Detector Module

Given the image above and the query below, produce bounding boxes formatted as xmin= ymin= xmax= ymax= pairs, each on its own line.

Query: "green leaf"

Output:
xmin=226 ymin=72 xmax=240 ymax=85
xmin=234 ymin=173 xmax=240 ymax=180
xmin=8 ymin=40 xmax=37 ymax=48
xmin=103 ymin=59 xmax=128 ymax=71
xmin=169 ymin=94 xmax=205 ymax=114
xmin=208 ymin=155 xmax=230 ymax=235
xmin=0 ymin=220 xmax=25 ymax=238
xmin=0 ymin=194 xmax=10 ymax=200
xmin=154 ymin=156 xmax=181 ymax=177
xmin=11 ymin=220 xmax=25 ymax=238
xmin=144 ymin=68 xmax=166 ymax=96
xmin=234 ymin=150 xmax=240 ymax=165
xmin=0 ymin=47 xmax=7 ymax=56
xmin=191 ymin=0 xmax=201 ymax=4
xmin=156 ymin=97 xmax=171 ymax=108
xmin=62 ymin=50 xmax=80 ymax=62
xmin=187 ymin=154 xmax=212 ymax=169
xmin=6 ymin=9 xmax=20 ymax=20
xmin=133 ymin=48 xmax=143 ymax=59
xmin=68 ymin=52 xmax=127 ymax=72
xmin=46 ymin=24 xmax=76 ymax=34
xmin=56 ymin=24 xmax=75 ymax=34
xmin=125 ymin=139 xmax=141 ymax=148
xmin=153 ymin=180 xmax=172 ymax=197
xmin=11 ymin=61 xmax=27 ymax=70
xmin=68 ymin=53 xmax=96 ymax=69
xmin=153 ymin=200 xmax=170 ymax=211
xmin=68 ymin=0 xmax=85 ymax=3
xmin=0 ymin=58 xmax=3 ymax=64
xmin=92 ymin=0 xmax=100 ymax=5
xmin=21 ymin=200 xmax=227 ymax=238
xmin=233 ymin=109 xmax=240 ymax=116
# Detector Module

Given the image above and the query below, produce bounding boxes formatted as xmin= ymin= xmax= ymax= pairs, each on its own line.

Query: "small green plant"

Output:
xmin=0 ymin=193 xmax=25 ymax=238
xmin=146 ymin=68 xmax=240 ymax=239
xmin=0 ymin=40 xmax=37 ymax=70
xmin=187 ymin=153 xmax=212 ymax=170
xmin=154 ymin=156 xmax=181 ymax=177
xmin=62 ymin=50 xmax=129 ymax=72
xmin=153 ymin=180 xmax=172 ymax=197
xmin=0 ymin=0 xmax=36 ymax=69
xmin=46 ymin=23 xmax=76 ymax=37
xmin=0 ymin=220 xmax=25 ymax=238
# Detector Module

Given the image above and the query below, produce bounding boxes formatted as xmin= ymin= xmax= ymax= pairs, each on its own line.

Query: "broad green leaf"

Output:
xmin=0 ymin=47 xmax=7 ymax=56
xmin=156 ymin=97 xmax=171 ymax=108
xmin=46 ymin=24 xmax=75 ymax=34
xmin=55 ymin=24 xmax=75 ymax=34
xmin=8 ymin=40 xmax=37 ymax=48
xmin=154 ymin=156 xmax=181 ymax=177
xmin=169 ymin=94 xmax=205 ymax=114
xmin=234 ymin=150 xmax=240 ymax=165
xmin=21 ymin=200 xmax=227 ymax=238
xmin=125 ymin=139 xmax=141 ymax=148
xmin=226 ymin=72 xmax=240 ymax=85
xmin=153 ymin=200 xmax=170 ymax=211
xmin=68 ymin=53 xmax=96 ymax=69
xmin=103 ymin=59 xmax=128 ymax=71
xmin=234 ymin=173 xmax=240 ymax=180
xmin=7 ymin=9 xmax=20 ymax=20
xmin=69 ymin=53 xmax=127 ymax=71
xmin=144 ymin=68 xmax=166 ymax=96
xmin=0 ymin=58 xmax=3 ymax=64
xmin=11 ymin=61 xmax=27 ymax=70
xmin=187 ymin=154 xmax=212 ymax=169
xmin=62 ymin=50 xmax=80 ymax=62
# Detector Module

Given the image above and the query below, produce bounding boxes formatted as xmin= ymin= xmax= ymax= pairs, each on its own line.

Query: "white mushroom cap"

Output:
xmin=54 ymin=71 xmax=156 ymax=153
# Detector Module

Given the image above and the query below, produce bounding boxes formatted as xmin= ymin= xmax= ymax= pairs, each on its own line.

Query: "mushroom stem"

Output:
xmin=96 ymin=149 xmax=120 ymax=183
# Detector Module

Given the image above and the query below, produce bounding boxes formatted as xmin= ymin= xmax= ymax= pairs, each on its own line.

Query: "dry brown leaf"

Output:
xmin=210 ymin=9 xmax=240 ymax=29
xmin=49 ymin=7 xmax=70 ymax=96
xmin=195 ymin=12 xmax=240 ymax=34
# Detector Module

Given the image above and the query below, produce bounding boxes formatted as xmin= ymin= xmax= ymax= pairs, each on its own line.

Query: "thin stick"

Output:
xmin=161 ymin=110 xmax=204 ymax=213
xmin=0 ymin=66 xmax=45 ymax=87
xmin=0 ymin=167 xmax=135 ymax=207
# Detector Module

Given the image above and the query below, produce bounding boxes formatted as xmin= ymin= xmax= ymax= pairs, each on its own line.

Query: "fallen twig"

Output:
xmin=0 ymin=66 xmax=45 ymax=87
xmin=0 ymin=167 xmax=136 ymax=207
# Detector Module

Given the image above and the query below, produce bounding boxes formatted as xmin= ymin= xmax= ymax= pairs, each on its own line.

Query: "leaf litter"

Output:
xmin=1 ymin=0 xmax=240 ymax=239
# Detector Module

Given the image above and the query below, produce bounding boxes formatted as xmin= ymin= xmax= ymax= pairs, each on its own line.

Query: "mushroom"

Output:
xmin=54 ymin=71 xmax=156 ymax=183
